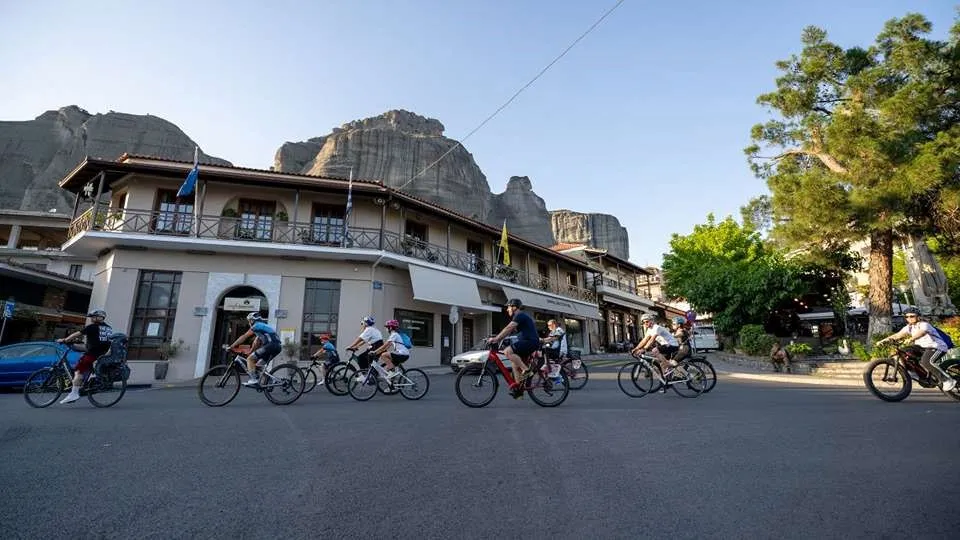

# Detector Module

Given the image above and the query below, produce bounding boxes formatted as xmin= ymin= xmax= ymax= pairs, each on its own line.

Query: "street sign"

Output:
xmin=372 ymin=281 xmax=383 ymax=290
xmin=223 ymin=297 xmax=260 ymax=311
xmin=3 ymin=300 xmax=14 ymax=319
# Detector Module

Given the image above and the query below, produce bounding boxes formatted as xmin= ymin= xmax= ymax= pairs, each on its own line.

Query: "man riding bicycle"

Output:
xmin=345 ymin=316 xmax=384 ymax=373
xmin=56 ymin=309 xmax=113 ymax=404
xmin=226 ymin=312 xmax=282 ymax=387
xmin=877 ymin=308 xmax=955 ymax=392
xmin=632 ymin=313 xmax=679 ymax=380
xmin=488 ymin=298 xmax=540 ymax=396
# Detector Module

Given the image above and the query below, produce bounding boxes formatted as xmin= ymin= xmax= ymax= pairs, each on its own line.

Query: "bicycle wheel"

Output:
xmin=618 ymin=362 xmax=653 ymax=398
xmin=348 ymin=369 xmax=378 ymax=401
xmin=325 ymin=364 xmax=354 ymax=396
xmin=565 ymin=359 xmax=589 ymax=390
xmin=455 ymin=366 xmax=498 ymax=408
xmin=24 ymin=367 xmax=64 ymax=408
xmin=87 ymin=374 xmax=127 ymax=408
xmin=302 ymin=365 xmax=319 ymax=394
xmin=198 ymin=364 xmax=241 ymax=407
xmin=526 ymin=370 xmax=569 ymax=407
xmin=687 ymin=358 xmax=716 ymax=393
xmin=263 ymin=363 xmax=306 ymax=405
xmin=671 ymin=363 xmax=706 ymax=398
xmin=942 ymin=362 xmax=960 ymax=402
xmin=397 ymin=368 xmax=429 ymax=400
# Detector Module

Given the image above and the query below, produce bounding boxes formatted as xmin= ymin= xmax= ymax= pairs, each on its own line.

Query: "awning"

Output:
xmin=408 ymin=265 xmax=500 ymax=312
xmin=601 ymin=295 xmax=652 ymax=314
xmin=501 ymin=285 xmax=601 ymax=320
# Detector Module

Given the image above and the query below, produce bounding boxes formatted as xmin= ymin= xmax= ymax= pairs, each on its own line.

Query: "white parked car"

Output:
xmin=691 ymin=325 xmax=720 ymax=352
xmin=450 ymin=338 xmax=514 ymax=373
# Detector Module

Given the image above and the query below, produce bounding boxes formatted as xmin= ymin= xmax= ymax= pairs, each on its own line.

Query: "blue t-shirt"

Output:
xmin=512 ymin=311 xmax=539 ymax=343
xmin=251 ymin=321 xmax=280 ymax=345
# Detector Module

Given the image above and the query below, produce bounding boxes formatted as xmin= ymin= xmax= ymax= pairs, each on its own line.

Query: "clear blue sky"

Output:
xmin=1 ymin=0 xmax=955 ymax=266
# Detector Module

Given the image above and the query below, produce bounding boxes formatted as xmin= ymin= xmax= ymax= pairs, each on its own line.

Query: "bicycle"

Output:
xmin=347 ymin=360 xmax=430 ymax=401
xmin=197 ymin=347 xmax=306 ymax=407
xmin=302 ymin=354 xmax=340 ymax=394
xmin=455 ymin=339 xmax=569 ymax=408
xmin=542 ymin=350 xmax=589 ymax=390
xmin=684 ymin=354 xmax=717 ymax=393
xmin=24 ymin=342 xmax=129 ymax=408
xmin=617 ymin=351 xmax=707 ymax=398
xmin=326 ymin=350 xmax=406 ymax=396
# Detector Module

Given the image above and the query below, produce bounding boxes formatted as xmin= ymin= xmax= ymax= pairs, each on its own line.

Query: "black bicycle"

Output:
xmin=24 ymin=342 xmax=129 ymax=408
xmin=325 ymin=350 xmax=406 ymax=396
xmin=197 ymin=347 xmax=306 ymax=407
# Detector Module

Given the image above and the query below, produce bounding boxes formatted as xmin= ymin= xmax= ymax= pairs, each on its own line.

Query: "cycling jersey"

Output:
xmin=251 ymin=321 xmax=280 ymax=345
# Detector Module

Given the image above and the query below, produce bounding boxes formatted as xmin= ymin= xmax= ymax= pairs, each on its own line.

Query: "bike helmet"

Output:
xmin=505 ymin=298 xmax=523 ymax=309
xmin=87 ymin=309 xmax=107 ymax=318
xmin=362 ymin=316 xmax=375 ymax=326
xmin=385 ymin=319 xmax=400 ymax=330
xmin=246 ymin=312 xmax=264 ymax=323
xmin=672 ymin=316 xmax=686 ymax=326
xmin=902 ymin=308 xmax=920 ymax=317
xmin=640 ymin=313 xmax=655 ymax=323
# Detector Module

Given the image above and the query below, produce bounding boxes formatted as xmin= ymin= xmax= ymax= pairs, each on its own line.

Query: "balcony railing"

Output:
xmin=593 ymin=275 xmax=651 ymax=299
xmin=70 ymin=208 xmax=597 ymax=304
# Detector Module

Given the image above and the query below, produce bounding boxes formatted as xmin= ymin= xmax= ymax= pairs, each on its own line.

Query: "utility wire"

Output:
xmin=395 ymin=0 xmax=627 ymax=191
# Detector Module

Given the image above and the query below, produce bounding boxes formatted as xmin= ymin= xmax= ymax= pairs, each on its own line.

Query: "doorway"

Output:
xmin=461 ymin=318 xmax=474 ymax=353
xmin=441 ymin=315 xmax=453 ymax=365
xmin=210 ymin=286 xmax=268 ymax=367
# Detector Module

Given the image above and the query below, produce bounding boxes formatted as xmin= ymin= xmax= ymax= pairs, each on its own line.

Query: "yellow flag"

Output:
xmin=499 ymin=220 xmax=510 ymax=266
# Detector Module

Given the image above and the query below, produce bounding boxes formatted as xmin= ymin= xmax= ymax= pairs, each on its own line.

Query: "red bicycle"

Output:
xmin=454 ymin=338 xmax=569 ymax=407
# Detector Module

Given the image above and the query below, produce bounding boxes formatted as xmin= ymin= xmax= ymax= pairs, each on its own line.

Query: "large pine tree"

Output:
xmin=746 ymin=13 xmax=960 ymax=340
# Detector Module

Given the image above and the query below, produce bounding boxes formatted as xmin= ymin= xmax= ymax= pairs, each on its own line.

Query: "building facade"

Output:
xmin=58 ymin=155 xmax=602 ymax=383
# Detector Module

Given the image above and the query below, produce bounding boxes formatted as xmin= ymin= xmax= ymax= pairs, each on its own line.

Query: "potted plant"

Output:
xmin=218 ymin=207 xmax=239 ymax=238
xmin=282 ymin=338 xmax=301 ymax=363
xmin=156 ymin=338 xmax=185 ymax=380
xmin=273 ymin=211 xmax=290 ymax=242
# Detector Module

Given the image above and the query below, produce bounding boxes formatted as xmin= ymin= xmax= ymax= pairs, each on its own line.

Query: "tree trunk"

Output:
xmin=867 ymin=229 xmax=893 ymax=342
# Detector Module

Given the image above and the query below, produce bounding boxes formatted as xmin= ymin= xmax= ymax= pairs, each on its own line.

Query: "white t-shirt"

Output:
xmin=548 ymin=327 xmax=568 ymax=355
xmin=645 ymin=324 xmax=678 ymax=347
xmin=359 ymin=326 xmax=383 ymax=346
xmin=387 ymin=331 xmax=410 ymax=356
xmin=902 ymin=321 xmax=948 ymax=351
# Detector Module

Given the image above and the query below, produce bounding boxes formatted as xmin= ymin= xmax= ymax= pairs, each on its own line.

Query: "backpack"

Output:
xmin=100 ymin=333 xmax=129 ymax=366
xmin=931 ymin=325 xmax=956 ymax=350
xmin=398 ymin=332 xmax=413 ymax=349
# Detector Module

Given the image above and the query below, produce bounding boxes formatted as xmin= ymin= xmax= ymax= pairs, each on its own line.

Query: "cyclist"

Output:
xmin=671 ymin=316 xmax=692 ymax=362
xmin=877 ymin=308 xmax=955 ymax=392
xmin=487 ymin=298 xmax=540 ymax=396
xmin=632 ymin=313 xmax=679 ymax=379
xmin=310 ymin=334 xmax=339 ymax=387
xmin=345 ymin=316 xmax=384 ymax=375
xmin=226 ymin=312 xmax=282 ymax=387
xmin=540 ymin=319 xmax=567 ymax=383
xmin=371 ymin=319 xmax=409 ymax=377
xmin=55 ymin=309 xmax=113 ymax=404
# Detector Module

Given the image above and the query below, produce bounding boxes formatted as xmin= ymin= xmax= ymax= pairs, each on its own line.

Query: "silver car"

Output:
xmin=450 ymin=337 xmax=515 ymax=373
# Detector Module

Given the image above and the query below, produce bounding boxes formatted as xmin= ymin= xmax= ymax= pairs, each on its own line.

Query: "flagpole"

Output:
xmin=192 ymin=146 xmax=199 ymax=237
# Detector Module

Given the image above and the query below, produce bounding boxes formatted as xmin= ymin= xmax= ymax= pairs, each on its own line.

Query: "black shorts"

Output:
xmin=252 ymin=342 xmax=282 ymax=364
xmin=357 ymin=340 xmax=384 ymax=369
xmin=323 ymin=354 xmax=340 ymax=369
xmin=657 ymin=344 xmax=679 ymax=359
xmin=390 ymin=353 xmax=409 ymax=364
xmin=510 ymin=340 xmax=539 ymax=359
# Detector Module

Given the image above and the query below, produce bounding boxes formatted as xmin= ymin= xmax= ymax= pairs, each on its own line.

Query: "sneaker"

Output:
xmin=243 ymin=378 xmax=260 ymax=388
xmin=60 ymin=393 xmax=80 ymax=404
xmin=942 ymin=378 xmax=957 ymax=392
xmin=315 ymin=377 xmax=325 ymax=387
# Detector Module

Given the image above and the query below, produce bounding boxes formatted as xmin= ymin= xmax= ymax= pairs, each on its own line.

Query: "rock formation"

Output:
xmin=487 ymin=176 xmax=554 ymax=246
xmin=550 ymin=210 xmax=630 ymax=260
xmin=275 ymin=110 xmax=491 ymax=221
xmin=0 ymin=105 xmax=230 ymax=212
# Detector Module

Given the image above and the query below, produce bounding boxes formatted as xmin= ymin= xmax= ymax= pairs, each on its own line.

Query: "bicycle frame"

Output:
xmin=219 ymin=352 xmax=286 ymax=390
xmin=632 ymin=351 xmax=691 ymax=386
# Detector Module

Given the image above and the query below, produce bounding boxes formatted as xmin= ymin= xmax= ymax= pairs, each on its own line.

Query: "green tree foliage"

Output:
xmin=746 ymin=13 xmax=960 ymax=340
xmin=662 ymin=214 xmax=805 ymax=334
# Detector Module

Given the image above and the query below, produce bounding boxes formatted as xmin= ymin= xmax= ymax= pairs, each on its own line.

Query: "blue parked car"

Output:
xmin=0 ymin=341 xmax=83 ymax=388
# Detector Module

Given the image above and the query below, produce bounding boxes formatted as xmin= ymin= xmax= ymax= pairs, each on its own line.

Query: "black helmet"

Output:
xmin=505 ymin=298 xmax=523 ymax=309
xmin=903 ymin=308 xmax=921 ymax=317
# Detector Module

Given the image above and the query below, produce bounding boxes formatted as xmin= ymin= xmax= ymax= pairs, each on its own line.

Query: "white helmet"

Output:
xmin=246 ymin=312 xmax=264 ymax=323
xmin=640 ymin=314 xmax=655 ymax=323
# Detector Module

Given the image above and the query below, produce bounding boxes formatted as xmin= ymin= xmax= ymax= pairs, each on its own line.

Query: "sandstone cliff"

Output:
xmin=0 ymin=105 xmax=229 ymax=212
xmin=551 ymin=210 xmax=630 ymax=260
xmin=487 ymin=176 xmax=554 ymax=246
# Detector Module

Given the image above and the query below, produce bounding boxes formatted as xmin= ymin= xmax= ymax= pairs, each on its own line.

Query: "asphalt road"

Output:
xmin=1 ymin=368 xmax=958 ymax=540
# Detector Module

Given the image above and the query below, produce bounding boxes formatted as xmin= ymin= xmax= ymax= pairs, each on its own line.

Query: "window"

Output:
xmin=405 ymin=220 xmax=428 ymax=243
xmin=466 ymin=240 xmax=483 ymax=259
xmin=301 ymin=279 xmax=341 ymax=359
xmin=309 ymin=204 xmax=345 ymax=245
xmin=68 ymin=264 xmax=83 ymax=279
xmin=466 ymin=239 xmax=485 ymax=274
xmin=238 ymin=199 xmax=276 ymax=240
xmin=536 ymin=262 xmax=550 ymax=290
xmin=394 ymin=308 xmax=434 ymax=347
xmin=567 ymin=272 xmax=578 ymax=288
xmin=129 ymin=271 xmax=182 ymax=360
xmin=154 ymin=189 xmax=193 ymax=234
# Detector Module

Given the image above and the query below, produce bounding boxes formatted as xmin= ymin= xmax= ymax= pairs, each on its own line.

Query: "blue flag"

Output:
xmin=177 ymin=147 xmax=199 ymax=198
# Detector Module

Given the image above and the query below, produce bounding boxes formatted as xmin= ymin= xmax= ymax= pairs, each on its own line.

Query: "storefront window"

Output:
xmin=301 ymin=279 xmax=340 ymax=359
xmin=563 ymin=318 xmax=583 ymax=349
xmin=395 ymin=309 xmax=434 ymax=347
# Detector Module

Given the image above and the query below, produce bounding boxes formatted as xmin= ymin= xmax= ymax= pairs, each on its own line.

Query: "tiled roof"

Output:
xmin=550 ymin=242 xmax=587 ymax=251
